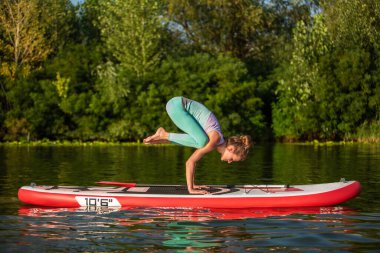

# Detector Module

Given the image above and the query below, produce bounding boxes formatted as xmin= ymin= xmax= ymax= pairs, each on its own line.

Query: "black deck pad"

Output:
xmin=45 ymin=185 xmax=240 ymax=195
xmin=110 ymin=186 xmax=240 ymax=195
xmin=47 ymin=186 xmax=93 ymax=192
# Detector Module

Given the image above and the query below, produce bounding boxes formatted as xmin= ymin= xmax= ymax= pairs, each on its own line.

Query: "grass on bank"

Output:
xmin=354 ymin=120 xmax=380 ymax=143
xmin=1 ymin=120 xmax=379 ymax=147
xmin=0 ymin=139 xmax=155 ymax=146
xmin=1 ymin=139 xmax=379 ymax=147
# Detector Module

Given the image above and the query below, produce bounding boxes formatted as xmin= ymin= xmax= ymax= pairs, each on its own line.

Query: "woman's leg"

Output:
xmin=166 ymin=97 xmax=209 ymax=148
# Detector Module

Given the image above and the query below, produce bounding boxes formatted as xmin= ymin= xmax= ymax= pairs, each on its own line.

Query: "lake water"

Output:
xmin=0 ymin=143 xmax=379 ymax=252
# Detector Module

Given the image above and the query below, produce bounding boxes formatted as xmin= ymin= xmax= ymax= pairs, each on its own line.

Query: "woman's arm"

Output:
xmin=186 ymin=131 xmax=220 ymax=194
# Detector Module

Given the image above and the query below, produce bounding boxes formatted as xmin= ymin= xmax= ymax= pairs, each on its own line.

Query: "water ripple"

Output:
xmin=1 ymin=145 xmax=380 ymax=252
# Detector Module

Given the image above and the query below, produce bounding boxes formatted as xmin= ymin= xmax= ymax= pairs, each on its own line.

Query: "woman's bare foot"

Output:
xmin=143 ymin=127 xmax=169 ymax=144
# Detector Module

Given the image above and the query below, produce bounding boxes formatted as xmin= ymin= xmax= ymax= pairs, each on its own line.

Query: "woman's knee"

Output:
xmin=195 ymin=135 xmax=209 ymax=148
xmin=166 ymin=96 xmax=182 ymax=113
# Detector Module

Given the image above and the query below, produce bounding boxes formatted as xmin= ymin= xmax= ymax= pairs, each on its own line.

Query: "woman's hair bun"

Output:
xmin=240 ymin=135 xmax=252 ymax=149
xmin=226 ymin=135 xmax=253 ymax=160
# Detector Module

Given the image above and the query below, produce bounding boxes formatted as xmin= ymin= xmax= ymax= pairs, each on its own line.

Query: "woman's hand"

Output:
xmin=188 ymin=188 xmax=209 ymax=194
xmin=194 ymin=185 xmax=209 ymax=190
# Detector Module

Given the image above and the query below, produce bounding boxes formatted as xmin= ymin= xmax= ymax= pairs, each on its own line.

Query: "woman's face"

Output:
xmin=221 ymin=145 xmax=242 ymax=163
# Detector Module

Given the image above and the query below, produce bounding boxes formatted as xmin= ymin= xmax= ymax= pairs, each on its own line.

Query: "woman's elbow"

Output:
xmin=186 ymin=159 xmax=195 ymax=168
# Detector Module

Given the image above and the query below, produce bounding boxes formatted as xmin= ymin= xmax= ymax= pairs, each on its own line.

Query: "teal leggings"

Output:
xmin=166 ymin=97 xmax=209 ymax=148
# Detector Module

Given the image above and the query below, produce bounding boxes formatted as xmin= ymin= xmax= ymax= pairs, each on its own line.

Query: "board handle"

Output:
xmin=96 ymin=181 xmax=136 ymax=187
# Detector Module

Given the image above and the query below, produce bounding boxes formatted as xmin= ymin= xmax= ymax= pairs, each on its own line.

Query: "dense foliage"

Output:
xmin=0 ymin=0 xmax=379 ymax=142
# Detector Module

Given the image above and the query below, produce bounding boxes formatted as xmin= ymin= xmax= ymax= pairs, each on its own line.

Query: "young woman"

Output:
xmin=143 ymin=96 xmax=252 ymax=194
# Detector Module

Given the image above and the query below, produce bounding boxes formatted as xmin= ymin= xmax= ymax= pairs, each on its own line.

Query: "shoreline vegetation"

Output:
xmin=1 ymin=138 xmax=379 ymax=147
xmin=0 ymin=1 xmax=379 ymax=144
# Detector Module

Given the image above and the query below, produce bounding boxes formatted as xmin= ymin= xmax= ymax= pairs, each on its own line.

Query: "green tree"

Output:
xmin=37 ymin=0 xmax=77 ymax=51
xmin=0 ymin=0 xmax=88 ymax=141
xmin=322 ymin=0 xmax=380 ymax=140
xmin=45 ymin=43 xmax=103 ymax=141
xmin=96 ymin=0 xmax=165 ymax=81
xmin=80 ymin=0 xmax=169 ymax=141
xmin=151 ymin=53 xmax=265 ymax=138
xmin=166 ymin=0 xmax=264 ymax=61
xmin=272 ymin=14 xmax=332 ymax=140
xmin=273 ymin=0 xmax=380 ymax=141
xmin=0 ymin=0 xmax=50 ymax=79
xmin=323 ymin=0 xmax=380 ymax=50
xmin=0 ymin=0 xmax=76 ymax=79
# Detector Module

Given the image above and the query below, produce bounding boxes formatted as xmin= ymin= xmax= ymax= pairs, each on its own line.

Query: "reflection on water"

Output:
xmin=13 ymin=206 xmax=380 ymax=252
xmin=18 ymin=206 xmax=354 ymax=220
xmin=0 ymin=144 xmax=380 ymax=252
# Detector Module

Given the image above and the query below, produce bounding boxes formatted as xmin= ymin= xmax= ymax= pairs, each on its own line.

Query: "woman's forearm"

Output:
xmin=186 ymin=159 xmax=196 ymax=191
xmin=185 ymin=141 xmax=216 ymax=194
